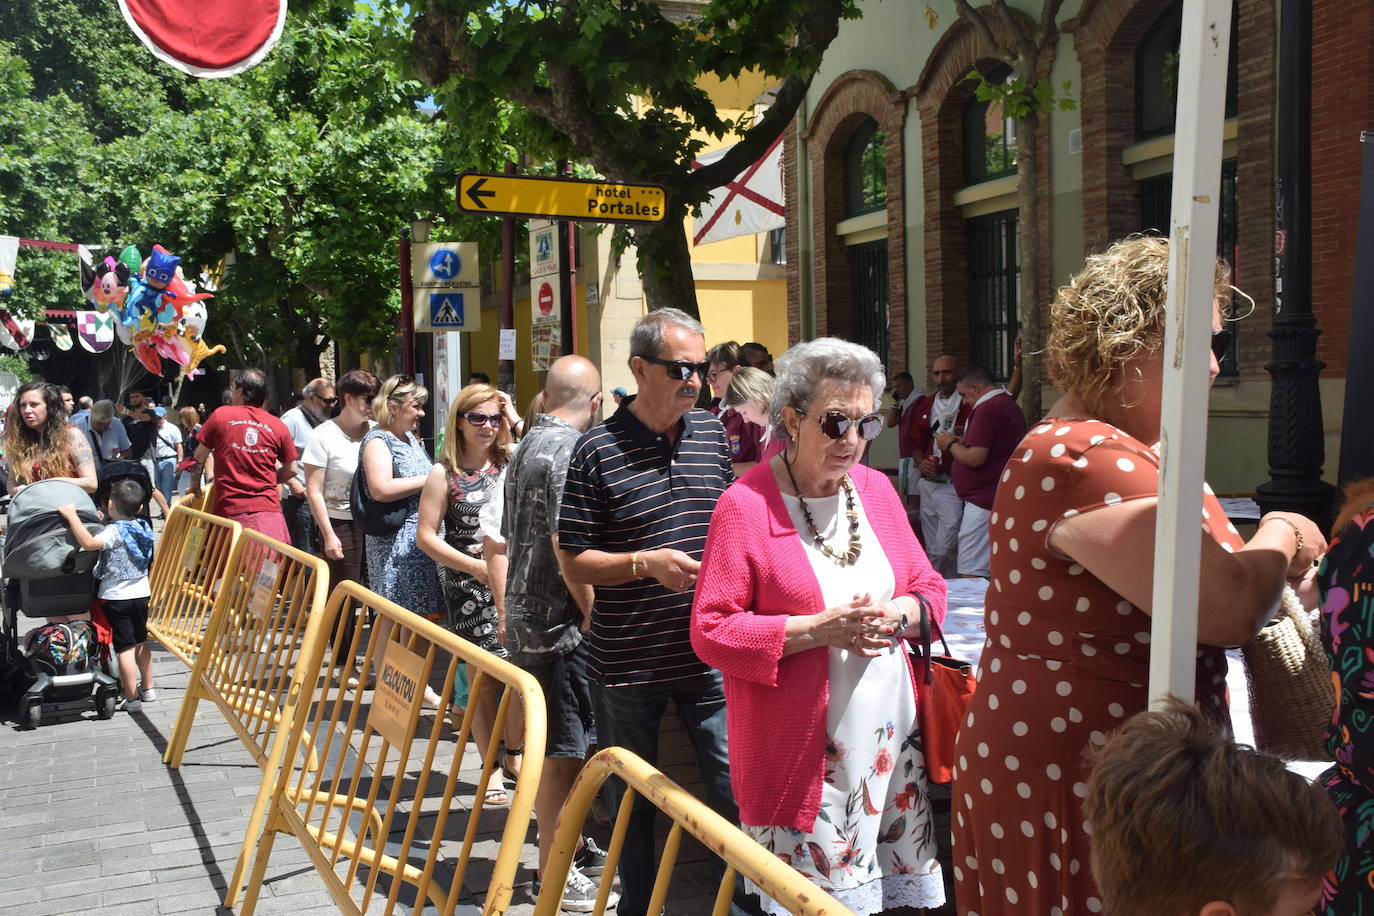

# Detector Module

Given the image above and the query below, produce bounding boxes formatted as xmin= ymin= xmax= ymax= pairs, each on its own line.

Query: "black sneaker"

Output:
xmin=572 ymin=836 xmax=609 ymax=878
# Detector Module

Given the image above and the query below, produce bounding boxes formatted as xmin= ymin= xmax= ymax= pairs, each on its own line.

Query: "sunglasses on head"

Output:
xmin=806 ymin=410 xmax=884 ymax=441
xmin=464 ymin=412 xmax=503 ymax=427
xmin=1211 ymin=327 xmax=1233 ymax=361
xmin=641 ymin=354 xmax=710 ymax=381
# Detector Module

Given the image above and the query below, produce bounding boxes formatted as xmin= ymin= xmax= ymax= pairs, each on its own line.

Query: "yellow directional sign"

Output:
xmin=456 ymin=172 xmax=667 ymax=223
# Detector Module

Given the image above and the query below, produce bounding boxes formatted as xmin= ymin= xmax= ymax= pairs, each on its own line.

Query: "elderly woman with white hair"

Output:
xmin=691 ymin=338 xmax=947 ymax=914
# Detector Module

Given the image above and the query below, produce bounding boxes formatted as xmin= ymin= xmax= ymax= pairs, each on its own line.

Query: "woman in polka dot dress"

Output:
xmin=951 ymin=237 xmax=1326 ymax=915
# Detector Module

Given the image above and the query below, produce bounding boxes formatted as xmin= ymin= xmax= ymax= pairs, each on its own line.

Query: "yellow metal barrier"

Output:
xmin=146 ymin=505 xmax=241 ymax=668
xmin=535 ymin=748 xmax=857 ymax=916
xmin=171 ymin=482 xmax=212 ymax=513
xmin=163 ymin=529 xmax=329 ymax=771
xmin=237 ymin=580 xmax=545 ymax=916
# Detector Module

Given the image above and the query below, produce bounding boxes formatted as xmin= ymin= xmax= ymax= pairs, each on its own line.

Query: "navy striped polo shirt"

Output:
xmin=558 ymin=399 xmax=733 ymax=687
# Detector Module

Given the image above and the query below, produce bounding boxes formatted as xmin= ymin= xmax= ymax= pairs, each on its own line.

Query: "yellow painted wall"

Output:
xmin=697 ymin=281 xmax=789 ymax=357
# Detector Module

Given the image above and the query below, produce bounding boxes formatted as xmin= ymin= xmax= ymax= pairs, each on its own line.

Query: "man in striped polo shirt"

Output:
xmin=559 ymin=308 xmax=755 ymax=916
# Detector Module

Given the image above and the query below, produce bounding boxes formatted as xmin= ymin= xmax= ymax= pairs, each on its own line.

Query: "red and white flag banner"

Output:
xmin=118 ymin=0 xmax=287 ymax=78
xmin=691 ymin=136 xmax=786 ymax=247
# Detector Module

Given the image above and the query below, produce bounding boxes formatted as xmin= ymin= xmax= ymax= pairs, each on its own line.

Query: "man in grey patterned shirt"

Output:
xmin=500 ymin=354 xmax=613 ymax=909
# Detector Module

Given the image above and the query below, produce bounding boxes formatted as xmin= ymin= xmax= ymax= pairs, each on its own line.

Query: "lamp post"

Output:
xmin=1255 ymin=0 xmax=1338 ymax=531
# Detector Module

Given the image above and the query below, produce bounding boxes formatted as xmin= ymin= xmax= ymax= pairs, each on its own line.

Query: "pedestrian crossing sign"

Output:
xmin=415 ymin=291 xmax=479 ymax=332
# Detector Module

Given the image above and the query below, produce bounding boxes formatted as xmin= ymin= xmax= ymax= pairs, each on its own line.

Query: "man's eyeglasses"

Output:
xmin=318 ymin=397 xmax=339 ymax=406
xmin=1211 ymin=328 xmax=1233 ymax=361
xmin=641 ymin=355 xmax=710 ymax=381
xmin=464 ymin=412 xmax=503 ymax=427
xmin=806 ymin=410 xmax=884 ymax=442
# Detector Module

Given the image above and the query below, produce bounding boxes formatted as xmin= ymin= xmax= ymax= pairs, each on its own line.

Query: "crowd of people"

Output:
xmin=11 ymin=235 xmax=1374 ymax=915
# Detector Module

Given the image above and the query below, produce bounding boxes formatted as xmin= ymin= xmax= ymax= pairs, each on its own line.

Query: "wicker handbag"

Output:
xmin=1241 ymin=586 xmax=1335 ymax=762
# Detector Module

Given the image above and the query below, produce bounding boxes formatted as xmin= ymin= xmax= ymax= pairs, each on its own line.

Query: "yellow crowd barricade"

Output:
xmin=171 ymin=481 xmax=212 ymax=513
xmin=535 ymin=748 xmax=857 ymax=916
xmin=146 ymin=504 xmax=241 ymax=668
xmin=236 ymin=580 xmax=545 ymax=916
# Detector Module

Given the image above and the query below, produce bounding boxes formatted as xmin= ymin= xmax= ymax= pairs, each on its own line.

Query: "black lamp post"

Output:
xmin=1255 ymin=0 xmax=1338 ymax=532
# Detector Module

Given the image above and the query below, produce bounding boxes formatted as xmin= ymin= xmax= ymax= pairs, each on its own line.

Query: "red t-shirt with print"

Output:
xmin=197 ymin=405 xmax=297 ymax=517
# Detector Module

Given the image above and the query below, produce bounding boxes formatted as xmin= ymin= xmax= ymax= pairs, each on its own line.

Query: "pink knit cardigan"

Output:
xmin=690 ymin=461 xmax=947 ymax=831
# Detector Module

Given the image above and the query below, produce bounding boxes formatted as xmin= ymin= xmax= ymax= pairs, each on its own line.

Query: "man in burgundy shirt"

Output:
xmin=936 ymin=364 xmax=1026 ymax=577
xmin=189 ymin=368 xmax=299 ymax=542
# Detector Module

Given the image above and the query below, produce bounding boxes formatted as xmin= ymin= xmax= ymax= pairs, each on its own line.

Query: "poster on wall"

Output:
xmin=532 ymin=325 xmax=562 ymax=372
xmin=432 ymin=330 xmax=463 ymax=452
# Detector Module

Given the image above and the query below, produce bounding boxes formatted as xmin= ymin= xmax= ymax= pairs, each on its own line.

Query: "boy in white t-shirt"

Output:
xmin=58 ymin=479 xmax=156 ymax=712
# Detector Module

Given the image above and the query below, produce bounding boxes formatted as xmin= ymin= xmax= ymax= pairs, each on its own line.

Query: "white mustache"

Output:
xmin=677 ymin=386 xmax=699 ymax=397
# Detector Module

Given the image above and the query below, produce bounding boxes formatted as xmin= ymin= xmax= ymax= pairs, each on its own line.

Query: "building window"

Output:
xmin=964 ymin=66 xmax=1018 ymax=184
xmin=848 ymin=240 xmax=889 ymax=367
xmin=767 ymin=226 xmax=787 ymax=265
xmin=967 ymin=210 xmax=1019 ymax=380
xmin=1136 ymin=1 xmax=1238 ymax=140
xmin=1136 ymin=160 xmax=1241 ymax=375
xmin=843 ymin=119 xmax=887 ymax=217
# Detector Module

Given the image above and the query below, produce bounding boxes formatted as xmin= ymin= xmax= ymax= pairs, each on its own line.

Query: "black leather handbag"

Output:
xmin=349 ymin=444 xmax=408 ymax=537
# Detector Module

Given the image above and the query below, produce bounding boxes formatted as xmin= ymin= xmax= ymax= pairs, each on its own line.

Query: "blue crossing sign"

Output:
xmin=429 ymin=292 xmax=467 ymax=328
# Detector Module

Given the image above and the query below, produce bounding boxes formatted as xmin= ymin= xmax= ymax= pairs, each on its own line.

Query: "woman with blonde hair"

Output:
xmin=4 ymin=381 xmax=97 ymax=495
xmin=417 ymin=383 xmax=513 ymax=802
xmin=724 ymin=366 xmax=784 ymax=460
xmin=360 ymin=375 xmax=443 ymax=704
xmin=952 ymin=236 xmax=1327 ymax=913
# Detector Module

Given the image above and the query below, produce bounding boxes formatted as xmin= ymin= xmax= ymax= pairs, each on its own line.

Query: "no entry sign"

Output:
xmin=118 ymin=0 xmax=286 ymax=78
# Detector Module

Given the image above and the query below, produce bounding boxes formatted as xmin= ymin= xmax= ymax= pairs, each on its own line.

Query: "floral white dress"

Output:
xmin=744 ymin=488 xmax=945 ymax=915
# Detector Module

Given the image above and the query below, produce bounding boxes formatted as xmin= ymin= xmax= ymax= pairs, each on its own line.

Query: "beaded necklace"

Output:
xmin=781 ymin=454 xmax=862 ymax=566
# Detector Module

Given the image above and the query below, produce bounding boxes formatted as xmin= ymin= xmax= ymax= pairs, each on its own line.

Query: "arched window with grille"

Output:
xmin=964 ymin=65 xmax=1018 ymax=184
xmin=844 ymin=118 xmax=887 ymax=217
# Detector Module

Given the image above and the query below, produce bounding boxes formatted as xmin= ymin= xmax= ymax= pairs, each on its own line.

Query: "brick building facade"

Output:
xmin=784 ymin=0 xmax=1367 ymax=490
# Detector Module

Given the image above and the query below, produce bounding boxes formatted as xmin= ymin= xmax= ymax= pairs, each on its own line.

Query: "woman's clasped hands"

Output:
xmin=810 ymin=592 xmax=900 ymax=656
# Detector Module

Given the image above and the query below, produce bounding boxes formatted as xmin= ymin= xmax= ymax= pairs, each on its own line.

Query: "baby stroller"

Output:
xmin=0 ymin=479 xmax=121 ymax=727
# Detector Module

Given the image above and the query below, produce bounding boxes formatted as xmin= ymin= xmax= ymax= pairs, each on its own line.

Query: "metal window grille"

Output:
xmin=848 ymin=240 xmax=889 ymax=367
xmin=967 ymin=210 xmax=1020 ymax=381
xmin=1137 ymin=160 xmax=1240 ymax=375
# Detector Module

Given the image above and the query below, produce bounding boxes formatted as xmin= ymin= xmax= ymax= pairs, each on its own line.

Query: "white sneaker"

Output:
xmin=559 ymin=864 xmax=618 ymax=913
xmin=116 ymin=696 xmax=142 ymax=713
xmin=139 ymin=687 xmax=157 ymax=702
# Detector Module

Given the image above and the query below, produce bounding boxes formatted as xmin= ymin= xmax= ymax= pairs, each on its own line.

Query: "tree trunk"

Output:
xmin=1017 ymin=108 xmax=1045 ymax=423
xmin=632 ymin=212 xmax=701 ymax=320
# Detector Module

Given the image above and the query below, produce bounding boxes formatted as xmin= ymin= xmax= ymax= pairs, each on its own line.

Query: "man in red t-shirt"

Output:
xmin=189 ymin=368 xmax=299 ymax=542
xmin=936 ymin=364 xmax=1027 ymax=578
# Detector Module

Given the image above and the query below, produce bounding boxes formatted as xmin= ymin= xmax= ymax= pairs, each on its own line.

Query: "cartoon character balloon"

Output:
xmin=177 ymin=300 xmax=224 ymax=379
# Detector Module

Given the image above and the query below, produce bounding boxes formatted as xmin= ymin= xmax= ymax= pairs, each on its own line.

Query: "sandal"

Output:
xmin=483 ymin=773 xmax=510 ymax=807
xmin=502 ymin=746 xmax=523 ymax=782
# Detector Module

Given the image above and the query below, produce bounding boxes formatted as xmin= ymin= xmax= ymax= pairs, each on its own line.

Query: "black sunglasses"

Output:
xmin=318 ymin=396 xmax=339 ymax=406
xmin=1211 ymin=328 xmax=1233 ymax=361
xmin=806 ymin=410 xmax=884 ymax=441
xmin=464 ymin=411 xmax=503 ymax=427
xmin=641 ymin=354 xmax=710 ymax=381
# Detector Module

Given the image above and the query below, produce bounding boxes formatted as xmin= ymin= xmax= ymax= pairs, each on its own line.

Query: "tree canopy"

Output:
xmin=0 ymin=0 xmax=492 ymax=376
xmin=411 ymin=0 xmax=860 ymax=316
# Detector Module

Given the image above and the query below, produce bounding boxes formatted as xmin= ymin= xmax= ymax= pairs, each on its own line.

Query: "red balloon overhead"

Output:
xmin=118 ymin=0 xmax=286 ymax=78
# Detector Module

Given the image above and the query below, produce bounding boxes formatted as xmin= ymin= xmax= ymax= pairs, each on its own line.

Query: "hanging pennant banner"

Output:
xmin=117 ymin=0 xmax=286 ymax=78
xmin=77 ymin=311 xmax=115 ymax=353
xmin=48 ymin=324 xmax=73 ymax=351
xmin=0 ymin=236 xmax=16 ymax=302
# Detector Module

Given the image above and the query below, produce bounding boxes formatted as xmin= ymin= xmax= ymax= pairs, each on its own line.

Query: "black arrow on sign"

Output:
xmin=465 ymin=177 xmax=495 ymax=210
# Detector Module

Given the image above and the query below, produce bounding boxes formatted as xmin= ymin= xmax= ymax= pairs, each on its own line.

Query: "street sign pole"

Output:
xmin=500 ymin=161 xmax=517 ymax=396
xmin=399 ymin=229 xmax=414 ymax=376
xmin=559 ymin=160 xmax=576 ymax=356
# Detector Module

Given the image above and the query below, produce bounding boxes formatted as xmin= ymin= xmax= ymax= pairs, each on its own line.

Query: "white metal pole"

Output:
xmin=1148 ymin=0 xmax=1234 ymax=707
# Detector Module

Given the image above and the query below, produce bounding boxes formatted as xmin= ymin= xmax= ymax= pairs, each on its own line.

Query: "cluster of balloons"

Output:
xmin=86 ymin=244 xmax=225 ymax=378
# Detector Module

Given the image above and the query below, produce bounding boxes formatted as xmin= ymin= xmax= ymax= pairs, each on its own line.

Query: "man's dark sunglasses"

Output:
xmin=641 ymin=354 xmax=709 ymax=381
xmin=1211 ymin=328 xmax=1233 ymax=361
xmin=318 ymin=396 xmax=339 ymax=406
xmin=806 ymin=410 xmax=884 ymax=441
xmin=464 ymin=412 xmax=503 ymax=427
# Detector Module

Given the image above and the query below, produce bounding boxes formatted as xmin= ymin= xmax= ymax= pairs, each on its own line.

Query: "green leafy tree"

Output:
xmin=946 ymin=0 xmax=1089 ymax=421
xmin=410 ymin=0 xmax=861 ymax=318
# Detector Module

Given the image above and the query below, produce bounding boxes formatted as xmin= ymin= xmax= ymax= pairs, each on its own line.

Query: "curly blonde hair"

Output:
xmin=1046 ymin=236 xmax=1239 ymax=415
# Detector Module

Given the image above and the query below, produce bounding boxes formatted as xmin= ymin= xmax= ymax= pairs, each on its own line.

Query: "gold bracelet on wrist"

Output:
xmin=1262 ymin=516 xmax=1304 ymax=553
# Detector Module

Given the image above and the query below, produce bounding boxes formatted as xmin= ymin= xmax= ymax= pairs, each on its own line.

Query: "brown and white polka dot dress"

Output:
xmin=950 ymin=419 xmax=1242 ymax=916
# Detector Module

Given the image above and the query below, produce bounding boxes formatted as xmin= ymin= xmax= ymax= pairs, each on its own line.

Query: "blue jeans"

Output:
xmin=154 ymin=458 xmax=176 ymax=505
xmin=596 ymin=670 xmax=762 ymax=916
